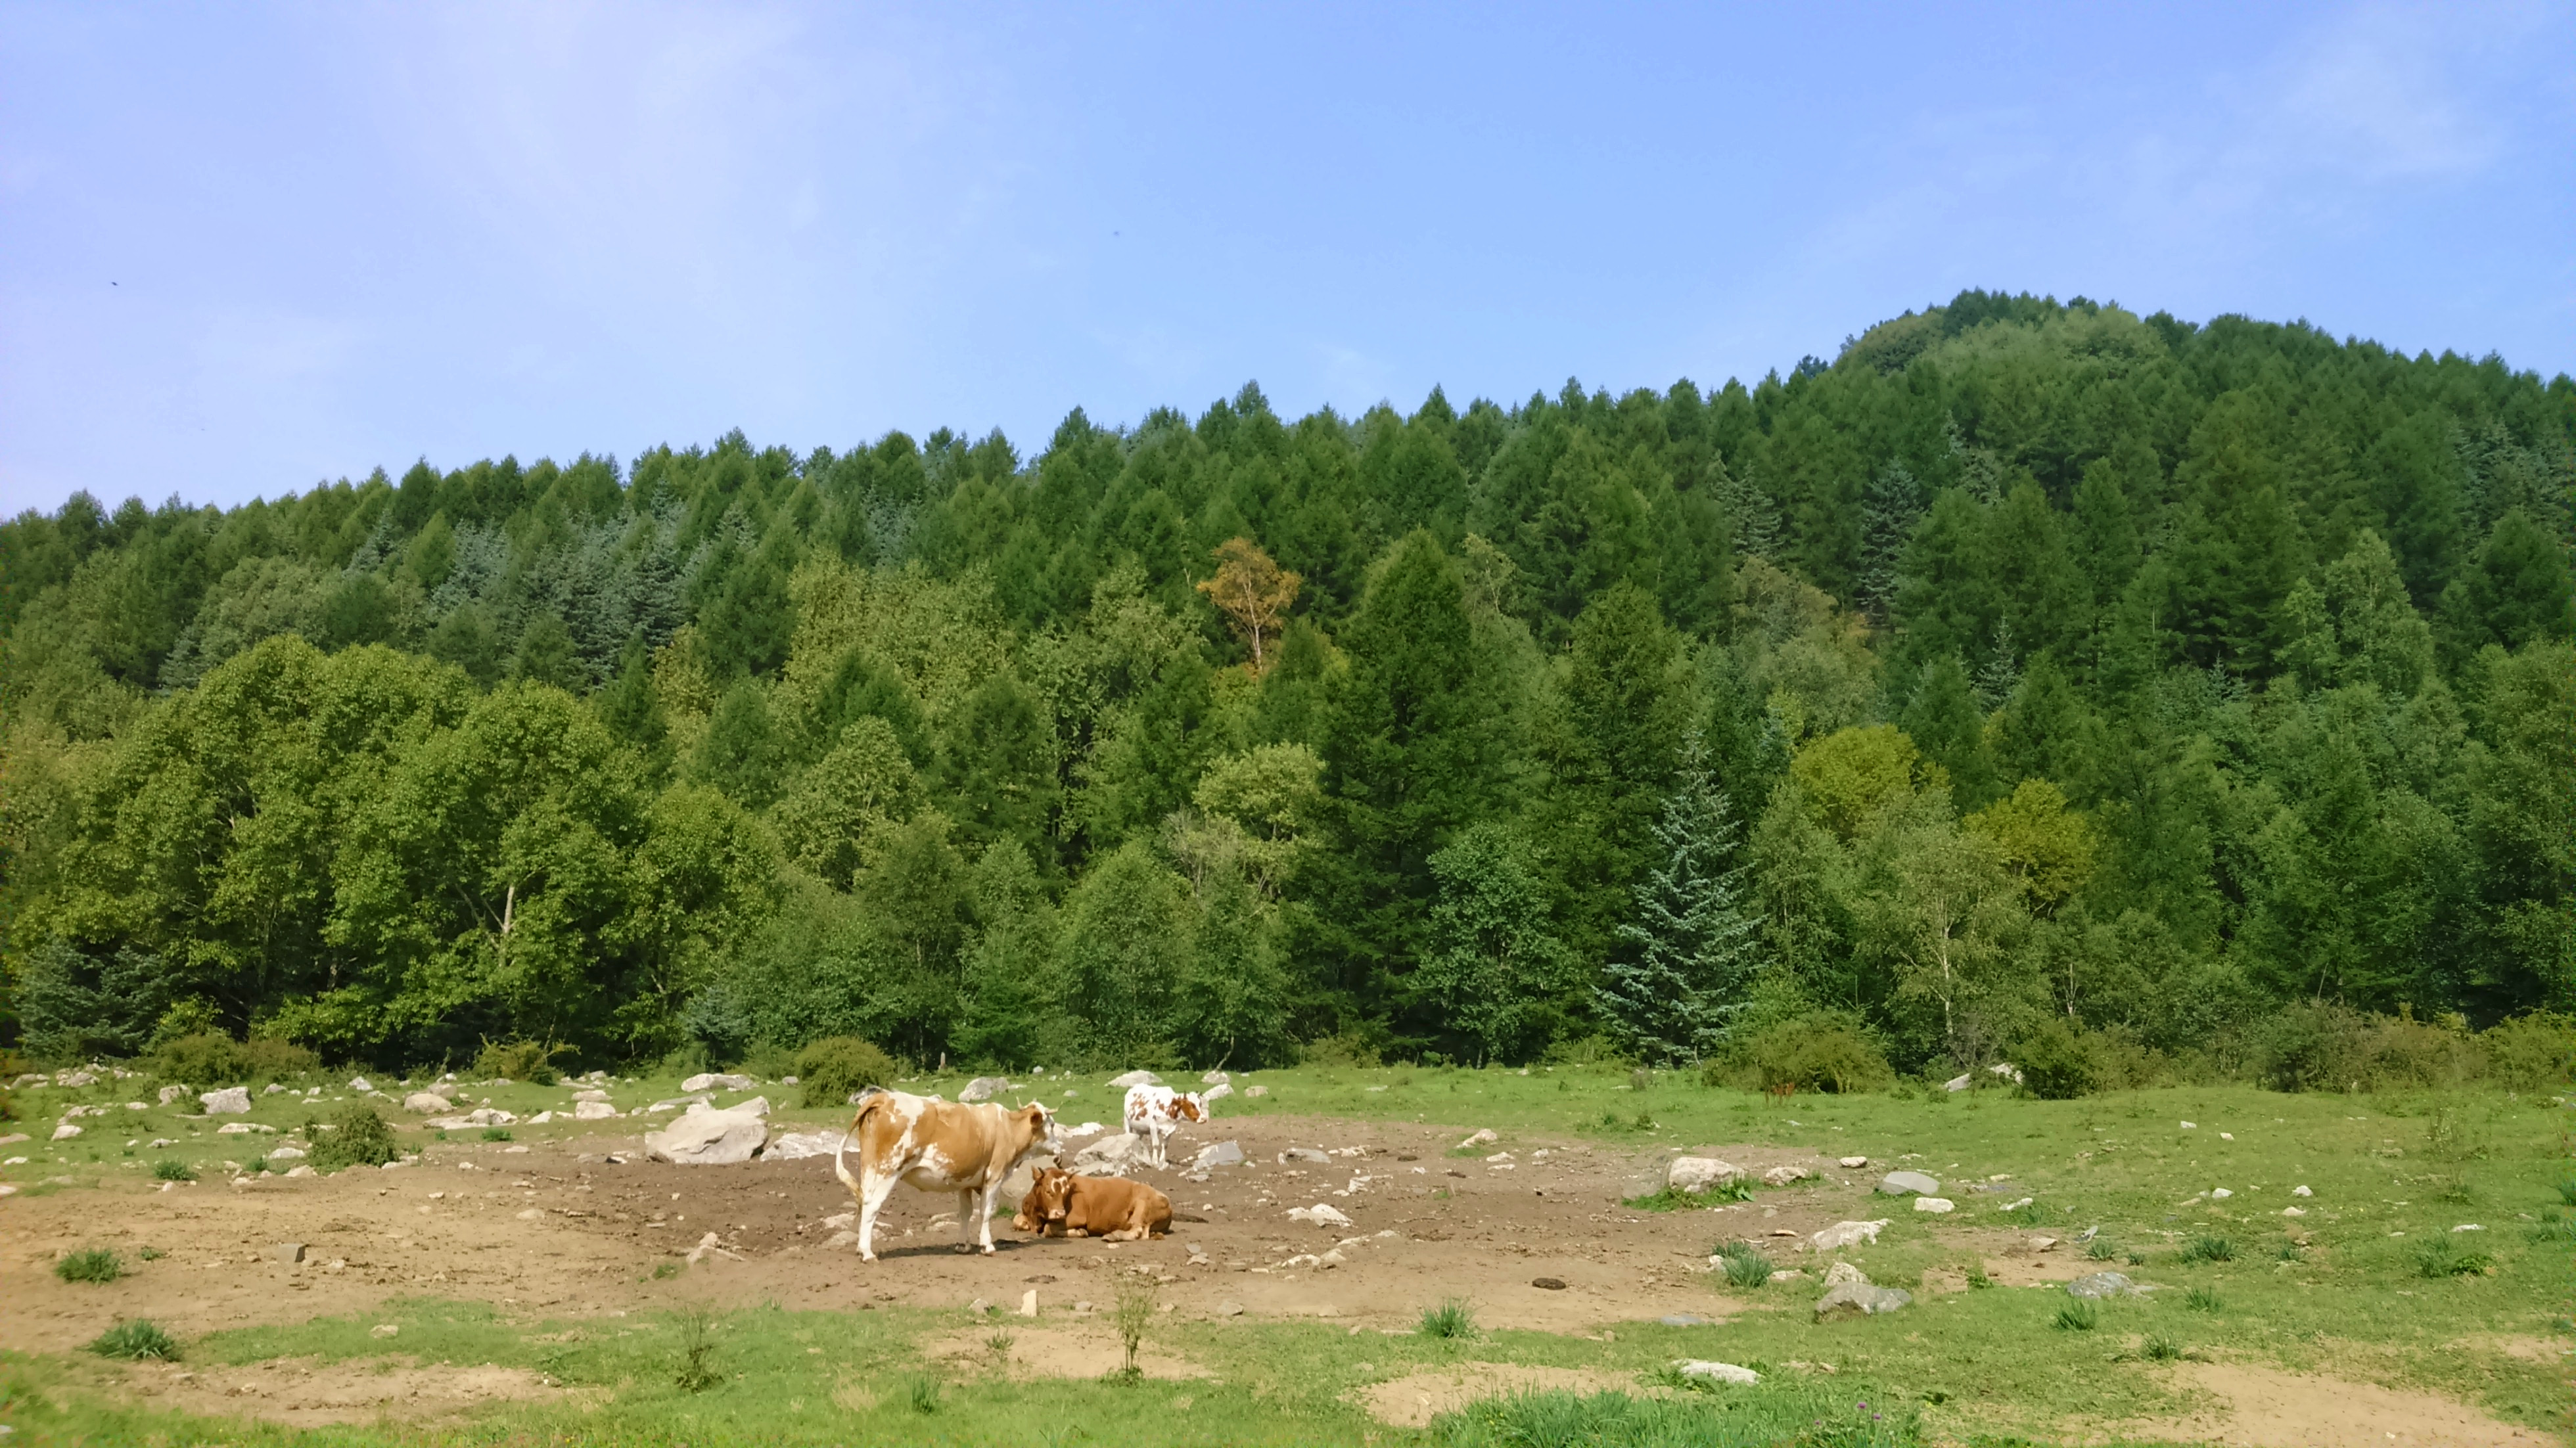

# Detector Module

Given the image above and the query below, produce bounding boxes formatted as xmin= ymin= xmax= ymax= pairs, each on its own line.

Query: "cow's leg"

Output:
xmin=855 ymin=1169 xmax=902 ymax=1263
xmin=973 ymin=1183 xmax=999 ymax=1254
xmin=954 ymin=1190 xmax=978 ymax=1254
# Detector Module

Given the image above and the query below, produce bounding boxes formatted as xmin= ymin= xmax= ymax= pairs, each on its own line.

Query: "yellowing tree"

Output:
xmin=1195 ymin=537 xmax=1301 ymax=672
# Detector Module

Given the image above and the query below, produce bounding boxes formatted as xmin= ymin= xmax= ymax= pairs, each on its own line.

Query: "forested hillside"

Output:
xmin=3 ymin=292 xmax=2570 ymax=1081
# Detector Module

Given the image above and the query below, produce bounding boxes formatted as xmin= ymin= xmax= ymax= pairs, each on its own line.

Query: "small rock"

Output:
xmin=1289 ymin=1203 xmax=1354 ymax=1228
xmin=645 ymin=1106 xmax=770 ymax=1165
xmin=1676 ymin=1359 xmax=1760 ymax=1384
xmin=404 ymin=1092 xmax=453 ymax=1114
xmin=969 ymin=1298 xmax=993 ymax=1315
xmin=1912 ymin=1197 xmax=1954 ymax=1213
xmin=1108 ymin=1070 xmax=1162 ymax=1089
xmin=1074 ymin=1133 xmax=1146 ymax=1175
xmin=1878 ymin=1170 xmax=1940 ymax=1196
xmin=1761 ymin=1164 xmax=1814 ymax=1187
xmin=2451 ymin=1223 xmax=2484 ymax=1233
xmin=1814 ymin=1284 xmax=1910 ymax=1318
xmin=959 ymin=1076 xmax=1013 ymax=1104
xmin=573 ymin=1089 xmax=611 ymax=1102
xmin=1943 ymin=1074 xmax=1972 ymax=1092
xmin=286 ymin=1165 xmax=316 ymax=1177
xmin=1192 ymin=1141 xmax=1245 ymax=1169
xmin=1203 ymin=1082 xmax=1235 ymax=1103
xmin=1019 ymin=1289 xmax=1040 ymax=1317
xmin=1279 ymin=1146 xmax=1332 ymax=1164
xmin=1838 ymin=1156 xmax=1869 ymax=1168
xmin=2179 ymin=1120 xmax=2196 ymax=1130
xmin=517 ymin=1208 xmax=543 ymax=1221
xmin=1531 ymin=1277 xmax=1567 ymax=1290
xmin=158 ymin=1085 xmax=189 ymax=1106
xmin=2065 ymin=1272 xmax=2138 ymax=1300
xmin=1073 ymin=1301 xmax=1095 ymax=1315
xmin=2291 ymin=1184 xmax=2312 ymax=1197
xmin=1822 ymin=1260 xmax=1869 ymax=1287
xmin=50 ymin=1123 xmax=81 ymax=1141
xmin=262 ymin=1083 xmax=287 ymax=1095
xmin=573 ymin=1100 xmax=620 ymax=1121
xmin=1458 ymin=1128 xmax=1500 ymax=1149
xmin=267 ymin=1242 xmax=306 ymax=1263
xmin=2030 ymin=1236 xmax=2059 ymax=1252
xmin=1766 ymin=1269 xmax=1808 ymax=1283
xmin=1243 ymin=1084 xmax=1267 ymax=1098
xmin=1201 ymin=1070 xmax=1231 ymax=1085
xmin=680 ymin=1072 xmax=758 ymax=1093
xmin=2219 ymin=1131 xmax=2233 ymax=1141
xmin=371 ymin=1324 xmax=399 ymax=1338
xmin=526 ymin=1111 xmax=553 ymax=1125
xmin=1216 ymin=1300 xmax=1244 ymax=1317
xmin=200 ymin=1087 xmax=252 ymax=1116
xmin=348 ymin=1077 xmax=373 ymax=1093
xmin=1668 ymin=1156 xmax=1744 ymax=1193
xmin=2282 ymin=1206 xmax=2307 ymax=1217
xmin=1805 ymin=1219 xmax=1890 ymax=1252
xmin=1987 ymin=1062 xmax=2024 ymax=1085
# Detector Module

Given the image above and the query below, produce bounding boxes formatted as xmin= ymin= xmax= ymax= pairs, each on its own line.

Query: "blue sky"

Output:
xmin=3 ymin=1 xmax=2571 ymax=516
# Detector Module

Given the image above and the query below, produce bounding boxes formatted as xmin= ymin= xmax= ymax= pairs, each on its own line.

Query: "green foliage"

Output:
xmin=2142 ymin=1333 xmax=2182 ymax=1361
xmin=1723 ymin=1011 xmax=1894 ymax=1095
xmin=674 ymin=1305 xmax=721 ymax=1393
xmin=150 ymin=1159 xmax=195 ymax=1182
xmin=87 ymin=1321 xmax=177 ymax=1361
xmin=305 ymin=1105 xmax=398 ymax=1172
xmin=471 ymin=1040 xmax=561 ymax=1085
xmin=1716 ymin=1240 xmax=1775 ymax=1288
xmin=2178 ymin=1236 xmax=2235 ymax=1264
xmin=2012 ymin=1018 xmax=2098 ymax=1099
xmin=794 ymin=1036 xmax=900 ymax=1109
xmin=55 ymin=1248 xmax=123 ymax=1284
xmin=149 ymin=1032 xmax=319 ymax=1085
xmin=1433 ymin=1387 xmax=1917 ymax=1448
xmin=1418 ymin=1299 xmax=1477 ymax=1340
xmin=2183 ymin=1286 xmax=2222 ymax=1312
xmin=2412 ymin=1236 xmax=2493 ymax=1278
xmin=2052 ymin=1299 xmax=2098 ymax=1331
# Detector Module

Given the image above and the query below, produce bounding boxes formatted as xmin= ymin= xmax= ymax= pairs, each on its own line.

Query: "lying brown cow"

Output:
xmin=833 ymin=1089 xmax=1057 ymax=1261
xmin=1013 ymin=1165 xmax=1172 ymax=1242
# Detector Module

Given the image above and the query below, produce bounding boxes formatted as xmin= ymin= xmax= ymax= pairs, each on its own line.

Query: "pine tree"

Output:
xmin=1856 ymin=462 xmax=1923 ymax=624
xmin=1594 ymin=737 xmax=1761 ymax=1064
xmin=1718 ymin=468 xmax=1783 ymax=562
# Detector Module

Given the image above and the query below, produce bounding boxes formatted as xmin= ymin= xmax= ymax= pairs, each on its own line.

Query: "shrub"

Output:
xmin=2053 ymin=1299 xmax=2098 ymax=1331
xmin=1300 ymin=1031 xmax=1385 ymax=1069
xmin=2413 ymin=1236 xmax=2493 ymax=1278
xmin=306 ymin=1105 xmax=399 ymax=1172
xmin=2084 ymin=1238 xmax=2119 ymax=1261
xmin=2178 ymin=1236 xmax=2235 ymax=1264
xmin=150 ymin=1032 xmax=319 ymax=1086
xmin=2257 ymin=1003 xmax=2481 ymax=1093
xmin=1721 ymin=1011 xmax=1893 ymax=1095
xmin=1715 ymin=1242 xmax=1774 ymax=1288
xmin=1419 ymin=1299 xmax=1476 ymax=1339
xmin=151 ymin=1159 xmax=195 ymax=1182
xmin=2556 ymin=1179 xmax=2576 ymax=1208
xmin=674 ymin=1304 xmax=720 ymax=1392
xmin=471 ymin=1040 xmax=560 ymax=1085
xmin=2142 ymin=1333 xmax=2182 ymax=1361
xmin=2183 ymin=1286 xmax=2222 ymax=1312
xmin=796 ymin=1037 xmax=902 ymax=1110
xmin=480 ymin=1127 xmax=513 ymax=1143
xmin=89 ymin=1321 xmax=178 ymax=1361
xmin=2013 ymin=1018 xmax=2098 ymax=1099
xmin=56 ymin=1248 xmax=123 ymax=1284
xmin=2483 ymin=1012 xmax=2576 ymax=1091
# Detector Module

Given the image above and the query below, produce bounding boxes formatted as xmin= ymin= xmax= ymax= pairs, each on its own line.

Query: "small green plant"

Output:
xmin=2179 ymin=1235 xmax=2236 ymax=1264
xmin=2533 ymin=1211 xmax=2576 ymax=1244
xmin=984 ymin=1330 xmax=1015 ymax=1371
xmin=2413 ymin=1236 xmax=2493 ymax=1278
xmin=1111 ymin=1275 xmax=1158 ymax=1382
xmin=651 ymin=1261 xmax=682 ymax=1280
xmin=1419 ymin=1298 xmax=1477 ymax=1340
xmin=480 ymin=1127 xmax=513 ymax=1142
xmin=137 ymin=1246 xmax=164 ymax=1261
xmin=2085 ymin=1237 xmax=2119 ymax=1261
xmin=2006 ymin=1200 xmax=2044 ymax=1225
xmin=908 ymin=1376 xmax=939 ymax=1413
xmin=306 ymin=1104 xmax=399 ymax=1172
xmin=56 ymin=1248 xmax=123 ymax=1284
xmin=2126 ymin=1250 xmax=2147 ymax=1266
xmin=1966 ymin=1264 xmax=1994 ymax=1289
xmin=673 ymin=1304 xmax=721 ymax=1392
xmin=2184 ymin=1286 xmax=2222 ymax=1313
xmin=1716 ymin=1241 xmax=1774 ymax=1288
xmin=2054 ymin=1299 xmax=2100 ymax=1332
xmin=88 ymin=1321 xmax=177 ymax=1361
xmin=2142 ymin=1333 xmax=2182 ymax=1361
xmin=1632 ymin=1108 xmax=1657 ymax=1129
xmin=151 ymin=1159 xmax=195 ymax=1182
xmin=2555 ymin=1177 xmax=2576 ymax=1207
xmin=2276 ymin=1240 xmax=2306 ymax=1262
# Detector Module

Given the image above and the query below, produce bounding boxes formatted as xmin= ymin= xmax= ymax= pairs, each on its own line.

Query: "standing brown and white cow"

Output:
xmin=1121 ymin=1083 xmax=1208 ymax=1168
xmin=833 ymin=1089 xmax=1057 ymax=1261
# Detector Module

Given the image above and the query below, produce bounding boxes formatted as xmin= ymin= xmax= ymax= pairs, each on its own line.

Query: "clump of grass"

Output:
xmin=2054 ymin=1299 xmax=2100 ymax=1332
xmin=1716 ymin=1241 xmax=1774 ymax=1288
xmin=2276 ymin=1240 xmax=2306 ymax=1262
xmin=2126 ymin=1250 xmax=2148 ymax=1267
xmin=1966 ymin=1265 xmax=1994 ymax=1289
xmin=150 ymin=1159 xmax=195 ymax=1182
xmin=2178 ymin=1235 xmax=2236 ymax=1264
xmin=983 ymin=1330 xmax=1015 ymax=1371
xmin=673 ymin=1304 xmax=721 ymax=1392
xmin=1419 ymin=1298 xmax=1477 ymax=1340
xmin=2554 ymin=1177 xmax=2576 ymax=1208
xmin=1111 ymin=1275 xmax=1158 ymax=1382
xmin=55 ymin=1248 xmax=122 ymax=1284
xmin=2183 ymin=1286 xmax=2222 ymax=1313
xmin=306 ymin=1104 xmax=398 ymax=1172
xmin=2531 ymin=1211 xmax=2576 ymax=1244
xmin=2412 ymin=1236 xmax=2493 ymax=1278
xmin=1632 ymin=1108 xmax=1657 ymax=1130
xmin=907 ymin=1376 xmax=939 ymax=1413
xmin=88 ymin=1321 xmax=177 ymax=1361
xmin=2084 ymin=1237 xmax=2119 ymax=1261
xmin=2142 ymin=1333 xmax=2182 ymax=1361
xmin=480 ymin=1126 xmax=513 ymax=1143
xmin=2006 ymin=1200 xmax=2044 ymax=1225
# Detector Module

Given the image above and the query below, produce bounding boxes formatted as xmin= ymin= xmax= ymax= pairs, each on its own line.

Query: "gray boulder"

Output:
xmin=1202 ymin=1082 xmax=1235 ymax=1104
xmin=1667 ymin=1156 xmax=1745 ymax=1193
xmin=1822 ymin=1260 xmax=1869 ymax=1287
xmin=403 ymin=1091 xmax=453 ymax=1114
xmin=1814 ymin=1283 xmax=1912 ymax=1318
xmin=1675 ymin=1359 xmax=1759 ymax=1384
xmin=2065 ymin=1272 xmax=2140 ymax=1300
xmin=644 ymin=1106 xmax=770 ymax=1165
xmin=1877 ymin=1170 xmax=1940 ymax=1196
xmin=1072 ymin=1131 xmax=1145 ymax=1175
xmin=1108 ymin=1070 xmax=1162 ymax=1089
xmin=200 ymin=1087 xmax=252 ymax=1115
xmin=1191 ymin=1140 xmax=1245 ymax=1170
xmin=959 ymin=1076 xmax=1013 ymax=1103
xmin=1201 ymin=1070 xmax=1231 ymax=1085
xmin=1278 ymin=1146 xmax=1331 ymax=1164
xmin=681 ymin=1072 xmax=758 ymax=1093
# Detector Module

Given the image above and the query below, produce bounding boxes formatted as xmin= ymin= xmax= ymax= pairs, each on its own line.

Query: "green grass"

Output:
xmin=2052 ymin=1299 xmax=2100 ymax=1332
xmin=1433 ymin=1386 xmax=1918 ymax=1447
xmin=2183 ymin=1286 xmax=2222 ymax=1313
xmin=2142 ymin=1333 xmax=2183 ymax=1361
xmin=1419 ymin=1299 xmax=1477 ymax=1340
xmin=2178 ymin=1234 xmax=2236 ymax=1263
xmin=1715 ymin=1240 xmax=1775 ymax=1288
xmin=2414 ymin=1235 xmax=2495 ymax=1278
xmin=87 ymin=1321 xmax=177 ymax=1361
xmin=54 ymin=1248 xmax=122 ymax=1284
xmin=150 ymin=1158 xmax=195 ymax=1181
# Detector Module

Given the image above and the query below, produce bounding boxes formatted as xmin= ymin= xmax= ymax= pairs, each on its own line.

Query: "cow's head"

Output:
xmin=1178 ymin=1093 xmax=1209 ymax=1123
xmin=1023 ymin=1167 xmax=1076 ymax=1227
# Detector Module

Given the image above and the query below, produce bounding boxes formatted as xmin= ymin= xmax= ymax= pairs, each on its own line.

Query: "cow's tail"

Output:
xmin=834 ymin=1087 xmax=892 ymax=1197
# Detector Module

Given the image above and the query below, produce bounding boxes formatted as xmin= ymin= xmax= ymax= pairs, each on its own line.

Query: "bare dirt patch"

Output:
xmin=922 ymin=1324 xmax=1209 ymax=1380
xmin=2113 ymin=1360 xmax=2556 ymax=1448
xmin=115 ymin=1353 xmax=563 ymax=1428
xmin=1358 ymin=1363 xmax=1648 ymax=1428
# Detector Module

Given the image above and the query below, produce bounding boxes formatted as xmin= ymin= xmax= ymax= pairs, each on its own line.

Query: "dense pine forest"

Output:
xmin=3 ymin=292 xmax=2570 ymax=1087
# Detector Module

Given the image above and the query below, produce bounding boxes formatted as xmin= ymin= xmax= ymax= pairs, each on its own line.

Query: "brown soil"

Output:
xmin=112 ymin=1354 xmax=564 ymax=1428
xmin=921 ymin=1324 xmax=1210 ymax=1380
xmin=1358 ymin=1363 xmax=1650 ymax=1428
xmin=2121 ymin=1359 xmax=2558 ymax=1447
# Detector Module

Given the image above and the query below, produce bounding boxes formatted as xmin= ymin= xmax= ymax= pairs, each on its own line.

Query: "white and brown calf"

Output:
xmin=1120 ymin=1083 xmax=1208 ymax=1169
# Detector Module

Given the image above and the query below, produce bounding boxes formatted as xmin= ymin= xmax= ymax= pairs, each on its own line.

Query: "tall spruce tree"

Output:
xmin=1594 ymin=736 xmax=1760 ymax=1064
xmin=1856 ymin=461 xmax=1924 ymax=625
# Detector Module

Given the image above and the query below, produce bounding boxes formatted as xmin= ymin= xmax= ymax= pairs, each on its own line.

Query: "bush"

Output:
xmin=150 ymin=1032 xmax=319 ymax=1086
xmin=471 ymin=1040 xmax=560 ymax=1085
xmin=89 ymin=1321 xmax=178 ymax=1361
xmin=1715 ymin=1241 xmax=1774 ymax=1288
xmin=1419 ymin=1300 xmax=1476 ymax=1339
xmin=2257 ymin=1003 xmax=2481 ymax=1093
xmin=2483 ymin=1012 xmax=2576 ymax=1091
xmin=151 ymin=1159 xmax=195 ymax=1182
xmin=306 ymin=1105 xmax=399 ymax=1172
xmin=2414 ymin=1236 xmax=2493 ymax=1278
xmin=2053 ymin=1299 xmax=2098 ymax=1331
xmin=796 ymin=1037 xmax=902 ymax=1110
xmin=2178 ymin=1236 xmax=2235 ymax=1264
xmin=2013 ymin=1018 xmax=2098 ymax=1099
xmin=1717 ymin=1011 xmax=1893 ymax=1095
xmin=56 ymin=1248 xmax=123 ymax=1284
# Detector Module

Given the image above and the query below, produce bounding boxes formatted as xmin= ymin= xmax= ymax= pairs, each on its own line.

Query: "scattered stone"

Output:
xmin=969 ymin=1298 xmax=993 ymax=1315
xmin=1805 ymin=1219 xmax=1890 ymax=1252
xmin=573 ymin=1089 xmax=611 ymax=1102
xmin=371 ymin=1324 xmax=399 ymax=1338
xmin=1019 ymin=1290 xmax=1040 ymax=1317
xmin=1108 ymin=1070 xmax=1163 ymax=1089
xmin=1766 ymin=1269 xmax=1808 ymax=1284
xmin=2209 ymin=1187 xmax=2232 ymax=1200
xmin=1192 ymin=1141 xmax=1245 ymax=1170
xmin=267 ymin=1242 xmax=306 ymax=1263
xmin=200 ymin=1087 xmax=252 ymax=1115
xmin=2282 ymin=1206 xmax=2307 ymax=1217
xmin=1072 ymin=1301 xmax=1095 ymax=1315
xmin=1878 ymin=1170 xmax=1939 ymax=1196
xmin=285 ymin=1165 xmax=316 ymax=1178
xmin=1531 ymin=1277 xmax=1567 ymax=1290
xmin=1943 ymin=1074 xmax=1972 ymax=1093
xmin=1289 ymin=1203 xmax=1354 ymax=1228
xmin=1073 ymin=1133 xmax=1145 ymax=1175
xmin=1279 ymin=1146 xmax=1332 ymax=1164
xmin=1668 ymin=1156 xmax=1745 ymax=1193
xmin=1458 ymin=1128 xmax=1500 ymax=1149
xmin=823 ymin=1231 xmax=860 ymax=1249
xmin=403 ymin=1092 xmax=453 ymax=1114
xmin=517 ymin=1208 xmax=543 ymax=1221
xmin=1912 ymin=1197 xmax=1954 ymax=1213
xmin=1201 ymin=1070 xmax=1231 ymax=1085
xmin=266 ymin=1145 xmax=307 ymax=1161
xmin=681 ymin=1073 xmax=758 ymax=1093
xmin=56 ymin=1070 xmax=99 ymax=1088
xmin=1243 ymin=1084 xmax=1267 ymax=1098
xmin=647 ymin=1094 xmax=714 ymax=1114
xmin=958 ymin=1076 xmax=1013 ymax=1103
xmin=2179 ymin=1120 xmax=2196 ymax=1130
xmin=644 ymin=1106 xmax=771 ymax=1165
xmin=685 ymin=1231 xmax=742 ymax=1265
xmin=347 ymin=1077 xmax=373 ymax=1092
xmin=262 ymin=1083 xmax=287 ymax=1095
xmin=1060 ymin=1121 xmax=1105 ymax=1138
xmin=426 ymin=1108 xmax=519 ymax=1129
xmin=158 ymin=1085 xmax=189 ymax=1106
xmin=1762 ymin=1164 xmax=1814 ymax=1187
xmin=2030 ymin=1236 xmax=2059 ymax=1252
xmin=2452 ymin=1223 xmax=2485 ymax=1233
xmin=50 ymin=1123 xmax=81 ymax=1141
xmin=2065 ymin=1272 xmax=2139 ymax=1299
xmin=1216 ymin=1300 xmax=1244 ymax=1317
xmin=2291 ymin=1184 xmax=2312 ymax=1196
xmin=1486 ymin=1151 xmax=1515 ymax=1164
xmin=766 ymin=1131 xmax=850 ymax=1161
xmin=1822 ymin=1260 xmax=1870 ymax=1287
xmin=1987 ymin=1062 xmax=2024 ymax=1085
xmin=1815 ymin=1284 xmax=1911 ymax=1318
xmin=1838 ymin=1156 xmax=1869 ymax=1169
xmin=1996 ymin=1196 xmax=2033 ymax=1211
xmin=1676 ymin=1359 xmax=1759 ymax=1384
xmin=1203 ymin=1083 xmax=1235 ymax=1103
